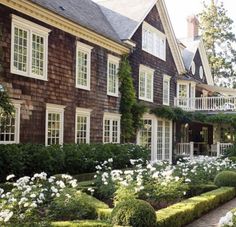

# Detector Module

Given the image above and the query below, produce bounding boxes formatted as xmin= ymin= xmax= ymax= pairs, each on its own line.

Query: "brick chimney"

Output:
xmin=187 ymin=15 xmax=199 ymax=40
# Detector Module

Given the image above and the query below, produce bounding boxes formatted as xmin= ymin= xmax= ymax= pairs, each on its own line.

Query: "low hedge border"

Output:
xmin=51 ymin=220 xmax=112 ymax=227
xmin=156 ymin=187 xmax=236 ymax=227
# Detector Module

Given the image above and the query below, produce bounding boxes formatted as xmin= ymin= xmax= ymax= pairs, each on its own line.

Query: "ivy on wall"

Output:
xmin=119 ymin=56 xmax=147 ymax=143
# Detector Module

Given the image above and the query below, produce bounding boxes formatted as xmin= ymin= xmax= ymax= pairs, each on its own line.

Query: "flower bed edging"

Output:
xmin=156 ymin=187 xmax=236 ymax=227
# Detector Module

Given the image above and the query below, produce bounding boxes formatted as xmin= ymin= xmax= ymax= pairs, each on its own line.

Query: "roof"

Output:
xmin=94 ymin=0 xmax=156 ymax=40
xmin=30 ymin=0 xmax=121 ymax=43
xmin=197 ymin=83 xmax=236 ymax=96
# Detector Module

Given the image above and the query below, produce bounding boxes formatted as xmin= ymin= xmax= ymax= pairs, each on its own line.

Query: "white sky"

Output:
xmin=165 ymin=0 xmax=236 ymax=39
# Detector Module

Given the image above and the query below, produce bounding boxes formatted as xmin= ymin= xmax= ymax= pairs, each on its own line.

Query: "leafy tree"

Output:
xmin=198 ymin=0 xmax=236 ymax=87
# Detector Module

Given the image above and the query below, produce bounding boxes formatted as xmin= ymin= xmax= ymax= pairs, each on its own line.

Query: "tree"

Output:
xmin=198 ymin=0 xmax=236 ymax=87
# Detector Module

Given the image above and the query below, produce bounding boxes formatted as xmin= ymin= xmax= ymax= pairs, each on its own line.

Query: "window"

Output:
xmin=0 ymin=102 xmax=21 ymax=144
xmin=139 ymin=65 xmax=154 ymax=102
xmin=45 ymin=104 xmax=65 ymax=146
xmin=75 ymin=108 xmax=91 ymax=144
xmin=199 ymin=66 xmax=204 ymax=79
xmin=191 ymin=62 xmax=196 ymax=75
xmin=177 ymin=83 xmax=189 ymax=107
xmin=163 ymin=75 xmax=171 ymax=105
xmin=107 ymin=55 xmax=120 ymax=97
xmin=11 ymin=15 xmax=50 ymax=80
xmin=76 ymin=42 xmax=93 ymax=90
xmin=142 ymin=22 xmax=166 ymax=60
xmin=103 ymin=113 xmax=120 ymax=143
xmin=138 ymin=119 xmax=152 ymax=149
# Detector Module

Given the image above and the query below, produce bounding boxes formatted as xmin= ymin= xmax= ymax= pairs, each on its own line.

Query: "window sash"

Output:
xmin=139 ymin=119 xmax=152 ymax=149
xmin=139 ymin=70 xmax=153 ymax=102
xmin=76 ymin=113 xmax=90 ymax=144
xmin=103 ymin=115 xmax=120 ymax=143
xmin=107 ymin=58 xmax=119 ymax=96
xmin=163 ymin=78 xmax=170 ymax=105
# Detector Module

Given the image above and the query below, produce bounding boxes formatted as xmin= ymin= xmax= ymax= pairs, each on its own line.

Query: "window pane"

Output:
xmin=47 ymin=113 xmax=61 ymax=145
xmin=76 ymin=115 xmax=88 ymax=144
xmin=108 ymin=62 xmax=118 ymax=94
xmin=139 ymin=119 xmax=152 ymax=149
xmin=0 ymin=111 xmax=16 ymax=143
xmin=13 ymin=27 xmax=28 ymax=72
xmin=157 ymin=120 xmax=163 ymax=160
xmin=104 ymin=119 xmax=110 ymax=143
xmin=163 ymin=79 xmax=169 ymax=104
xmin=77 ymin=50 xmax=88 ymax=87
xmin=146 ymin=73 xmax=152 ymax=100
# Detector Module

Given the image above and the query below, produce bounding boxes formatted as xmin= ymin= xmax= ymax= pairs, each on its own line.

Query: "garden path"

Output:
xmin=185 ymin=197 xmax=236 ymax=227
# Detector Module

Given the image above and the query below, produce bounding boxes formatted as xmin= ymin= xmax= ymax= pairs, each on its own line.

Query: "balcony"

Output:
xmin=174 ymin=96 xmax=236 ymax=112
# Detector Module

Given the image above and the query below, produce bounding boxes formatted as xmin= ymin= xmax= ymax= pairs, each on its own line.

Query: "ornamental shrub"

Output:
xmin=214 ymin=171 xmax=236 ymax=187
xmin=111 ymin=199 xmax=156 ymax=227
xmin=49 ymin=189 xmax=97 ymax=221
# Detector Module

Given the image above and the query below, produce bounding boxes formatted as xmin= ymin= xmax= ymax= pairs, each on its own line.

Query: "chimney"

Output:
xmin=187 ymin=15 xmax=199 ymax=40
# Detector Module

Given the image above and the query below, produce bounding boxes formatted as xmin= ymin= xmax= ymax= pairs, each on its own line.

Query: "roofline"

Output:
xmin=1 ymin=0 xmax=129 ymax=55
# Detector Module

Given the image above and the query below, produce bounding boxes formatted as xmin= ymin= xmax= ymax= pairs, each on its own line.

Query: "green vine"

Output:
xmin=0 ymin=85 xmax=14 ymax=115
xmin=119 ymin=56 xmax=146 ymax=142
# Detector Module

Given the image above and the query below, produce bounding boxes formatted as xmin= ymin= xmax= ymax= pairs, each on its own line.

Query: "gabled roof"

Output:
xmin=30 ymin=0 xmax=121 ymax=43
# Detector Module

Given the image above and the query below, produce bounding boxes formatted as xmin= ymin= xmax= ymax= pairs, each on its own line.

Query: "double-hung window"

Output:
xmin=139 ymin=65 xmax=154 ymax=102
xmin=45 ymin=104 xmax=65 ymax=146
xmin=76 ymin=42 xmax=93 ymax=90
xmin=177 ymin=83 xmax=189 ymax=107
xmin=103 ymin=113 xmax=120 ymax=144
xmin=142 ymin=22 xmax=166 ymax=61
xmin=0 ymin=102 xmax=21 ymax=144
xmin=11 ymin=15 xmax=50 ymax=80
xmin=107 ymin=55 xmax=120 ymax=97
xmin=75 ymin=108 xmax=91 ymax=144
xmin=163 ymin=75 xmax=171 ymax=105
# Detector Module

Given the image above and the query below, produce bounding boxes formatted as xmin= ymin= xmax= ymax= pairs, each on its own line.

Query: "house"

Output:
xmin=0 ymin=0 xmax=235 ymax=162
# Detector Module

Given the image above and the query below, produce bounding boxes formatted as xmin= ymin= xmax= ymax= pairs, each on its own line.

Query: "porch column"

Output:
xmin=190 ymin=142 xmax=194 ymax=159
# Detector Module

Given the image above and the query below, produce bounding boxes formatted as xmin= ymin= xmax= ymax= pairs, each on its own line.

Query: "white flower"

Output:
xmin=108 ymin=158 xmax=113 ymax=163
xmin=6 ymin=174 xmax=15 ymax=181
xmin=0 ymin=210 xmax=13 ymax=223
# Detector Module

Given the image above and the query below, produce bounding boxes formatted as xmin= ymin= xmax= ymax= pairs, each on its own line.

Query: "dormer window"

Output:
xmin=199 ymin=66 xmax=204 ymax=79
xmin=191 ymin=62 xmax=196 ymax=75
xmin=142 ymin=22 xmax=166 ymax=61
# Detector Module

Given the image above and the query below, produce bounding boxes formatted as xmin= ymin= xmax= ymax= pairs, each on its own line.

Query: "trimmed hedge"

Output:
xmin=214 ymin=171 xmax=236 ymax=187
xmin=52 ymin=220 xmax=112 ymax=227
xmin=0 ymin=143 xmax=149 ymax=182
xmin=156 ymin=187 xmax=236 ymax=227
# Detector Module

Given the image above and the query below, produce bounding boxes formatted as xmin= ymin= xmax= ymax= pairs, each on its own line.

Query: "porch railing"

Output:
xmin=211 ymin=142 xmax=233 ymax=157
xmin=174 ymin=96 xmax=236 ymax=112
xmin=176 ymin=142 xmax=194 ymax=158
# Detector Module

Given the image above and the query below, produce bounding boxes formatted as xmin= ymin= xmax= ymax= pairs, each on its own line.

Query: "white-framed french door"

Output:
xmin=137 ymin=114 xmax=172 ymax=163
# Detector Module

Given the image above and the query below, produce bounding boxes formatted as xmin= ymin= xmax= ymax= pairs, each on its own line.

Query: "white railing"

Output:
xmin=174 ymin=96 xmax=236 ymax=112
xmin=211 ymin=142 xmax=233 ymax=157
xmin=176 ymin=142 xmax=194 ymax=158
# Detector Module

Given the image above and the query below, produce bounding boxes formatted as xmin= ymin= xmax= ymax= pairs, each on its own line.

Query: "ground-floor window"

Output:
xmin=0 ymin=102 xmax=21 ymax=144
xmin=75 ymin=108 xmax=91 ymax=144
xmin=138 ymin=115 xmax=172 ymax=162
xmin=103 ymin=112 xmax=121 ymax=144
xmin=45 ymin=104 xmax=65 ymax=146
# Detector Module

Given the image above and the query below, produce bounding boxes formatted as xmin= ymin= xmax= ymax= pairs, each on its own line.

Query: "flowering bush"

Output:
xmin=0 ymin=173 xmax=78 ymax=225
xmin=219 ymin=209 xmax=236 ymax=227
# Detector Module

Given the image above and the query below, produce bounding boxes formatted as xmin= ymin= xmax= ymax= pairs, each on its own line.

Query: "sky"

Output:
xmin=165 ymin=0 xmax=236 ymax=39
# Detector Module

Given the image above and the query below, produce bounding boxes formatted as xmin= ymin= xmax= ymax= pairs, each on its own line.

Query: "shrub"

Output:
xmin=224 ymin=145 xmax=236 ymax=157
xmin=187 ymin=184 xmax=218 ymax=197
xmin=156 ymin=187 xmax=236 ymax=227
xmin=49 ymin=189 xmax=98 ymax=221
xmin=52 ymin=220 xmax=112 ymax=227
xmin=214 ymin=171 xmax=236 ymax=187
xmin=111 ymin=199 xmax=156 ymax=227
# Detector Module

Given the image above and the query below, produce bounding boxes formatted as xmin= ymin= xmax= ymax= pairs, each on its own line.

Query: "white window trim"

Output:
xmin=107 ymin=54 xmax=120 ymax=97
xmin=75 ymin=107 xmax=92 ymax=144
xmin=0 ymin=100 xmax=21 ymax=144
xmin=163 ymin=74 xmax=171 ymax=106
xmin=76 ymin=41 xmax=93 ymax=90
xmin=11 ymin=15 xmax=50 ymax=81
xmin=45 ymin=103 xmax=65 ymax=146
xmin=103 ymin=112 xmax=121 ymax=144
xmin=142 ymin=21 xmax=166 ymax=61
xmin=139 ymin=64 xmax=154 ymax=102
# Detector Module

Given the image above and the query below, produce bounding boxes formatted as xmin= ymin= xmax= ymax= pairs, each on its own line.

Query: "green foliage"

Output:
xmin=0 ymin=85 xmax=15 ymax=115
xmin=131 ymin=102 xmax=147 ymax=134
xmin=224 ymin=145 xmax=236 ymax=157
xmin=214 ymin=171 xmax=236 ymax=187
xmin=187 ymin=184 xmax=218 ymax=197
xmin=198 ymin=0 xmax=236 ymax=86
xmin=51 ymin=220 xmax=112 ymax=227
xmin=111 ymin=199 xmax=156 ymax=227
xmin=156 ymin=187 xmax=236 ymax=227
xmin=49 ymin=189 xmax=98 ymax=221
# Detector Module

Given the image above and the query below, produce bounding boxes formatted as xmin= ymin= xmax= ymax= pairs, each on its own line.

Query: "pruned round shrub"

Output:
xmin=49 ymin=188 xmax=97 ymax=221
xmin=214 ymin=171 xmax=236 ymax=187
xmin=111 ymin=199 xmax=156 ymax=227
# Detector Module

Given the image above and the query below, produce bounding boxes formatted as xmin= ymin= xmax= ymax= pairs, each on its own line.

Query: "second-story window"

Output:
xmin=139 ymin=65 xmax=154 ymax=102
xmin=107 ymin=55 xmax=120 ymax=97
xmin=76 ymin=42 xmax=93 ymax=90
xmin=163 ymin=75 xmax=171 ymax=106
xmin=142 ymin=22 xmax=166 ymax=61
xmin=11 ymin=15 xmax=50 ymax=80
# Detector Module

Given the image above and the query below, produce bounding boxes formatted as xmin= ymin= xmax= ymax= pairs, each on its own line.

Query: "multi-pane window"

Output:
xmin=46 ymin=104 xmax=65 ymax=146
xmin=76 ymin=42 xmax=93 ymax=90
xmin=11 ymin=15 xmax=50 ymax=80
xmin=139 ymin=65 xmax=154 ymax=102
xmin=75 ymin=108 xmax=91 ymax=144
xmin=142 ymin=22 xmax=166 ymax=61
xmin=103 ymin=113 xmax=120 ymax=143
xmin=139 ymin=119 xmax=152 ymax=149
xmin=163 ymin=75 xmax=170 ymax=105
xmin=107 ymin=55 xmax=120 ymax=97
xmin=178 ymin=83 xmax=188 ymax=107
xmin=0 ymin=103 xmax=20 ymax=144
